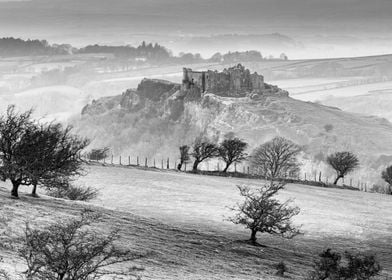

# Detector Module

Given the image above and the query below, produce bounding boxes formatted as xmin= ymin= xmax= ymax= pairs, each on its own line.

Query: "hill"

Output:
xmin=1 ymin=165 xmax=391 ymax=279
xmin=74 ymin=68 xmax=392 ymax=186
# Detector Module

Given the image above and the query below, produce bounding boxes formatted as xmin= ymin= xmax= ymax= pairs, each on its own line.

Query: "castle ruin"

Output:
xmin=181 ymin=64 xmax=265 ymax=97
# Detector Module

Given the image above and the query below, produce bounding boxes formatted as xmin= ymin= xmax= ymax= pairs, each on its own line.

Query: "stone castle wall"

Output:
xmin=182 ymin=64 xmax=264 ymax=97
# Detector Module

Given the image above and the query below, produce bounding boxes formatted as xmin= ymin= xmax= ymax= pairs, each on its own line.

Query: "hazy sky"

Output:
xmin=0 ymin=0 xmax=391 ymax=58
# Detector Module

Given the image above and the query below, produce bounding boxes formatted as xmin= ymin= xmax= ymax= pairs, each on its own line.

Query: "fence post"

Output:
xmin=145 ymin=157 xmax=148 ymax=167
xmin=137 ymin=156 xmax=139 ymax=166
xmin=247 ymin=166 xmax=250 ymax=174
xmin=167 ymin=158 xmax=170 ymax=169
xmin=304 ymin=173 xmax=307 ymax=181
xmin=234 ymin=163 xmax=237 ymax=173
xmin=111 ymin=155 xmax=113 ymax=165
xmin=119 ymin=156 xmax=122 ymax=165
xmin=217 ymin=162 xmax=220 ymax=171
xmin=128 ymin=156 xmax=130 ymax=166
xmin=319 ymin=171 xmax=321 ymax=182
xmin=184 ymin=162 xmax=187 ymax=171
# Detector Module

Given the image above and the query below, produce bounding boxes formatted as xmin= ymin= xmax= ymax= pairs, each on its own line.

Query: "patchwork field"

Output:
xmin=2 ymin=164 xmax=390 ymax=279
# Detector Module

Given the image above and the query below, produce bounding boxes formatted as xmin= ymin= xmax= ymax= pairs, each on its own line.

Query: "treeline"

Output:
xmin=0 ymin=37 xmax=288 ymax=63
xmin=0 ymin=37 xmax=73 ymax=57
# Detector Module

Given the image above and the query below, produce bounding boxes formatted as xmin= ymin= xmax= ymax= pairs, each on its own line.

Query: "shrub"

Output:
xmin=46 ymin=179 xmax=98 ymax=201
xmin=324 ymin=124 xmax=333 ymax=133
xmin=307 ymin=249 xmax=381 ymax=280
xmin=275 ymin=261 xmax=288 ymax=277
xmin=19 ymin=210 xmax=143 ymax=280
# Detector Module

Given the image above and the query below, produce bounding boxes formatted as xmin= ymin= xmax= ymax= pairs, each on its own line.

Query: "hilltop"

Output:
xmin=75 ymin=65 xmax=392 ymax=185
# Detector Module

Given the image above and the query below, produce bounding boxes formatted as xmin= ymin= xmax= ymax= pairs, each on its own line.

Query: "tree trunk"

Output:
xmin=250 ymin=229 xmax=257 ymax=245
xmin=333 ymin=175 xmax=343 ymax=185
xmin=177 ymin=163 xmax=183 ymax=171
xmin=11 ymin=180 xmax=20 ymax=198
xmin=192 ymin=160 xmax=200 ymax=172
xmin=31 ymin=183 xmax=38 ymax=197
xmin=223 ymin=162 xmax=231 ymax=173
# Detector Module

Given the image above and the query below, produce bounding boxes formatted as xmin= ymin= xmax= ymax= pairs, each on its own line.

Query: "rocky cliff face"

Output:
xmin=76 ymin=77 xmax=392 ymax=184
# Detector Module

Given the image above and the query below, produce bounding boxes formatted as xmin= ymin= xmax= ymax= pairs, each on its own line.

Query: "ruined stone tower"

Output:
xmin=181 ymin=64 xmax=264 ymax=97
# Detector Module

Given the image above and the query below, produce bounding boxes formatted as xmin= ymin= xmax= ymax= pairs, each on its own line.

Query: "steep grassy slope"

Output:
xmin=1 ymin=165 xmax=391 ymax=279
xmin=75 ymin=82 xmax=392 ymax=184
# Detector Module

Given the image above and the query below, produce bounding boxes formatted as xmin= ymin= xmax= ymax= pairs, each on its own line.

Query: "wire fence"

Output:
xmin=85 ymin=154 xmax=375 ymax=193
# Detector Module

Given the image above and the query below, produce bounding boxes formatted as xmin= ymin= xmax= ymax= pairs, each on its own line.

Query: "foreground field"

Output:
xmin=1 ymin=165 xmax=391 ymax=279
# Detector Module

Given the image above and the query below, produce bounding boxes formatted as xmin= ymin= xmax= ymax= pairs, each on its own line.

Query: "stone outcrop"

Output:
xmin=82 ymin=65 xmax=288 ymax=117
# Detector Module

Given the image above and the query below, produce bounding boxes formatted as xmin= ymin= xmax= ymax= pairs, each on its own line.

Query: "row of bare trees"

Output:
xmin=179 ymin=135 xmax=365 ymax=187
xmin=178 ymin=135 xmax=248 ymax=172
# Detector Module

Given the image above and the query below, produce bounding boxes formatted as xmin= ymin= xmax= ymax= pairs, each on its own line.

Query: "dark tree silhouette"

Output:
xmin=229 ymin=182 xmax=301 ymax=245
xmin=381 ymin=165 xmax=392 ymax=194
xmin=19 ymin=211 xmax=142 ymax=280
xmin=327 ymin=152 xmax=359 ymax=185
xmin=0 ymin=106 xmax=89 ymax=198
xmin=177 ymin=145 xmax=190 ymax=171
xmin=87 ymin=147 xmax=110 ymax=161
xmin=16 ymin=123 xmax=89 ymax=197
xmin=191 ymin=137 xmax=220 ymax=172
xmin=0 ymin=106 xmax=34 ymax=198
xmin=219 ymin=137 xmax=248 ymax=172
xmin=250 ymin=137 xmax=301 ymax=180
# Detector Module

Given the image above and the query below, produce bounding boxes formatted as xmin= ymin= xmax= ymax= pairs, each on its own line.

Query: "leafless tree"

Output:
xmin=0 ymin=105 xmax=89 ymax=198
xmin=229 ymin=182 xmax=301 ymax=245
xmin=381 ymin=165 xmax=392 ymax=194
xmin=0 ymin=106 xmax=34 ymax=197
xmin=191 ymin=137 xmax=219 ymax=172
xmin=19 ymin=210 xmax=143 ymax=280
xmin=177 ymin=145 xmax=190 ymax=171
xmin=250 ymin=137 xmax=301 ymax=180
xmin=327 ymin=152 xmax=359 ymax=185
xmin=219 ymin=137 xmax=248 ymax=172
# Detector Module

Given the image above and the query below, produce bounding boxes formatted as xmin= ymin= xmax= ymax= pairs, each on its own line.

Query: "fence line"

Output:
xmin=85 ymin=154 xmax=376 ymax=194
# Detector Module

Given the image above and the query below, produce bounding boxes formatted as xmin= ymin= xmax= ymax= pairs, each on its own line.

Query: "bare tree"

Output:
xmin=14 ymin=122 xmax=89 ymax=197
xmin=19 ymin=211 xmax=143 ymax=280
xmin=219 ymin=137 xmax=248 ymax=172
xmin=229 ymin=182 xmax=301 ymax=245
xmin=327 ymin=152 xmax=359 ymax=185
xmin=0 ymin=106 xmax=34 ymax=198
xmin=381 ymin=165 xmax=392 ymax=194
xmin=191 ymin=137 xmax=219 ymax=172
xmin=177 ymin=145 xmax=190 ymax=171
xmin=250 ymin=137 xmax=301 ymax=180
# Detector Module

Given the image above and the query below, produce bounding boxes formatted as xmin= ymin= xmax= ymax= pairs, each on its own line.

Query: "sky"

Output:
xmin=0 ymin=0 xmax=391 ymax=58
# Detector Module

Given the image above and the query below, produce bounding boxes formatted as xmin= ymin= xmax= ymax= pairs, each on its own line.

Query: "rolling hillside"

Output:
xmin=1 ymin=165 xmax=391 ymax=279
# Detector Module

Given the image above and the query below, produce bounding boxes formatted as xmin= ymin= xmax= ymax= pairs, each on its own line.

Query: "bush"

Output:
xmin=46 ymin=179 xmax=98 ymax=201
xmin=307 ymin=249 xmax=381 ymax=280
xmin=19 ymin=210 xmax=143 ymax=280
xmin=275 ymin=261 xmax=288 ymax=277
